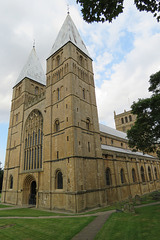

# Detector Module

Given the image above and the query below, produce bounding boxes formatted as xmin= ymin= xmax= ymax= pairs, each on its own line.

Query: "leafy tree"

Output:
xmin=127 ymin=70 xmax=160 ymax=157
xmin=76 ymin=0 xmax=160 ymax=23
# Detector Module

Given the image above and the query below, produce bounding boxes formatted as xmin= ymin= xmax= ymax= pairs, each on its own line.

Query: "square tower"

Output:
xmin=42 ymin=15 xmax=106 ymax=212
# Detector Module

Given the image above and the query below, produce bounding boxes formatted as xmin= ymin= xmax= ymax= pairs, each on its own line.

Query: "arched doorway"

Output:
xmin=29 ymin=181 xmax=36 ymax=205
xmin=23 ymin=175 xmax=37 ymax=205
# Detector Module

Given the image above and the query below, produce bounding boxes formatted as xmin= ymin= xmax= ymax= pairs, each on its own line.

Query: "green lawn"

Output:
xmin=0 ymin=204 xmax=13 ymax=209
xmin=0 ymin=217 xmax=95 ymax=240
xmin=95 ymin=204 xmax=160 ymax=240
xmin=0 ymin=208 xmax=67 ymax=217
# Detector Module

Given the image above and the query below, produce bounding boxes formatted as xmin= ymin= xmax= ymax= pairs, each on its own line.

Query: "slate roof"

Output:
xmin=49 ymin=14 xmax=90 ymax=58
xmin=101 ymin=144 xmax=155 ymax=159
xmin=99 ymin=123 xmax=127 ymax=140
xmin=15 ymin=47 xmax=45 ymax=87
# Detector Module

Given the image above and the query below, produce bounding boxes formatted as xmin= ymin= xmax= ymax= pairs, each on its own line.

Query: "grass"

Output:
xmin=0 ymin=217 xmax=95 ymax=240
xmin=95 ymin=204 xmax=160 ymax=240
xmin=0 ymin=208 xmax=67 ymax=217
xmin=77 ymin=191 xmax=160 ymax=215
xmin=0 ymin=191 xmax=159 ymax=239
xmin=0 ymin=204 xmax=13 ymax=209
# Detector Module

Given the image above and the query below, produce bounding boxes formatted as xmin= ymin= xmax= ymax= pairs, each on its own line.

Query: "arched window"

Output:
xmin=120 ymin=168 xmax=125 ymax=184
xmin=57 ymin=88 xmax=60 ymax=100
xmin=24 ymin=110 xmax=43 ymax=171
xmin=79 ymin=55 xmax=83 ymax=66
xmin=83 ymin=89 xmax=85 ymax=99
xmin=154 ymin=167 xmax=158 ymax=180
xmin=129 ymin=115 xmax=132 ymax=122
xmin=86 ymin=118 xmax=90 ymax=130
xmin=88 ymin=142 xmax=90 ymax=152
xmin=106 ymin=168 xmax=112 ymax=186
xmin=132 ymin=168 xmax=136 ymax=182
xmin=141 ymin=166 xmax=145 ymax=182
xmin=56 ymin=170 xmax=63 ymax=189
xmin=56 ymin=55 xmax=60 ymax=66
xmin=121 ymin=118 xmax=124 ymax=124
xmin=9 ymin=175 xmax=13 ymax=189
xmin=55 ymin=120 xmax=60 ymax=132
xmin=148 ymin=166 xmax=152 ymax=181
xmin=125 ymin=116 xmax=128 ymax=123
xmin=35 ymin=86 xmax=39 ymax=95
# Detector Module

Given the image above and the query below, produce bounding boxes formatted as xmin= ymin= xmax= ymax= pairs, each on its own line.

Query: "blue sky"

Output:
xmin=1 ymin=0 xmax=160 ymax=167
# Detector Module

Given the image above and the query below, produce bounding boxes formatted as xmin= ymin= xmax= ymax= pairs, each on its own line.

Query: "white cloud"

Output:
xmin=96 ymin=30 xmax=160 ymax=128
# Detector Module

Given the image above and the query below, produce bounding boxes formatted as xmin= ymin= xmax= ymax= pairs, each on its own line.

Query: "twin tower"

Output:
xmin=2 ymin=15 xmax=107 ymax=212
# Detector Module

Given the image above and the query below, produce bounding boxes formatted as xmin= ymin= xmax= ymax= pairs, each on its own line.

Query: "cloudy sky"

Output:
xmin=0 ymin=0 xmax=160 ymax=167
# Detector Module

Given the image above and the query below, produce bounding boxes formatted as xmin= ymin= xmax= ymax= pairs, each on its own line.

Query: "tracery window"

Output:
xmin=132 ymin=168 xmax=136 ymax=182
xmin=55 ymin=170 xmax=63 ymax=189
xmin=24 ymin=110 xmax=43 ymax=171
xmin=148 ymin=166 xmax=152 ymax=181
xmin=106 ymin=168 xmax=112 ymax=186
xmin=120 ymin=168 xmax=125 ymax=184
xmin=9 ymin=175 xmax=13 ymax=189
xmin=141 ymin=166 xmax=145 ymax=182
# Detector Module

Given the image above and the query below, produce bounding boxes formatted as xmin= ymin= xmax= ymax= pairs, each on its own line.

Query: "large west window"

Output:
xmin=24 ymin=110 xmax=43 ymax=171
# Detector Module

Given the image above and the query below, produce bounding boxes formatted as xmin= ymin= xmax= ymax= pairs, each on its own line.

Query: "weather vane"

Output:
xmin=33 ymin=39 xmax=35 ymax=48
xmin=67 ymin=4 xmax=70 ymax=15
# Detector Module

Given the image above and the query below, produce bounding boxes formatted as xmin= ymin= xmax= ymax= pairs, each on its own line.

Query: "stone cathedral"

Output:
xmin=2 ymin=15 xmax=160 ymax=212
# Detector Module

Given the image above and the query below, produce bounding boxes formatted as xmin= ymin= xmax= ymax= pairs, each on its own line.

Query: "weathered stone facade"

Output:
xmin=2 ymin=15 xmax=160 ymax=212
xmin=114 ymin=110 xmax=136 ymax=133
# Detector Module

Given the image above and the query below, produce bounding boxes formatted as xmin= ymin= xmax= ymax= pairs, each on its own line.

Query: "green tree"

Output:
xmin=76 ymin=0 xmax=160 ymax=23
xmin=127 ymin=71 xmax=160 ymax=157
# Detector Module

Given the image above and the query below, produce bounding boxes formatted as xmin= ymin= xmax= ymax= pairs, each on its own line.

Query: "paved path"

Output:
xmin=72 ymin=210 xmax=115 ymax=240
xmin=0 ymin=201 xmax=160 ymax=240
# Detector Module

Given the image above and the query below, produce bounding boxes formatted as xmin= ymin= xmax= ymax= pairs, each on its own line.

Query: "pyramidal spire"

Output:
xmin=49 ymin=15 xmax=90 ymax=58
xmin=15 ymin=47 xmax=45 ymax=87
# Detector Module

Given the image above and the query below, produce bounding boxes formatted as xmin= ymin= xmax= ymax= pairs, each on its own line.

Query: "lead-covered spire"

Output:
xmin=14 ymin=47 xmax=45 ymax=87
xmin=49 ymin=14 xmax=90 ymax=58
